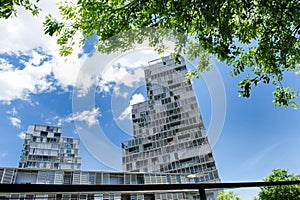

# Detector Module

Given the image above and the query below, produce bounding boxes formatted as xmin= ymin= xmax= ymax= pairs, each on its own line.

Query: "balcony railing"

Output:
xmin=1 ymin=181 xmax=300 ymax=200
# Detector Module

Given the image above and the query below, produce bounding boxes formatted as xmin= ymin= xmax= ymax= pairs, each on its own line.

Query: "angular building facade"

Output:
xmin=0 ymin=55 xmax=222 ymax=200
xmin=19 ymin=124 xmax=81 ymax=170
xmin=122 ymin=56 xmax=220 ymax=183
xmin=0 ymin=167 xmax=218 ymax=200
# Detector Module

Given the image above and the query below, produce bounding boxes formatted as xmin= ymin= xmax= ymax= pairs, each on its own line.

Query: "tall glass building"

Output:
xmin=19 ymin=124 xmax=81 ymax=170
xmin=122 ymin=56 xmax=220 ymax=183
xmin=2 ymin=55 xmax=222 ymax=200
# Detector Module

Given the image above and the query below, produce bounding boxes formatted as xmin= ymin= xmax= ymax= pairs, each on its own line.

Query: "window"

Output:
xmin=154 ymin=95 xmax=161 ymax=100
xmin=40 ymin=131 xmax=48 ymax=137
xmin=54 ymin=133 xmax=61 ymax=138
xmin=140 ymin=112 xmax=146 ymax=117
xmin=174 ymin=153 xmax=179 ymax=160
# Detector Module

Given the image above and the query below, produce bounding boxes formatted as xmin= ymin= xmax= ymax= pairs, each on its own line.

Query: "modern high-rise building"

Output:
xmin=19 ymin=124 xmax=81 ymax=170
xmin=2 ymin=55 xmax=221 ymax=200
xmin=122 ymin=55 xmax=220 ymax=183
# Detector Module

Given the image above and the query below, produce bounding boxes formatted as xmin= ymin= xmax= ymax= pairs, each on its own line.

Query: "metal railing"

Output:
xmin=1 ymin=181 xmax=300 ymax=200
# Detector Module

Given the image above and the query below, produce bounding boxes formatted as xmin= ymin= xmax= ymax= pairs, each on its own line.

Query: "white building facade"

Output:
xmin=122 ymin=56 xmax=220 ymax=184
xmin=0 ymin=167 xmax=219 ymax=200
xmin=19 ymin=124 xmax=81 ymax=170
xmin=1 ymin=56 xmax=222 ymax=200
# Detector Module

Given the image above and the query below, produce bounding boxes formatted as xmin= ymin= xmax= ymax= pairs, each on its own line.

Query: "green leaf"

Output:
xmin=37 ymin=0 xmax=300 ymax=108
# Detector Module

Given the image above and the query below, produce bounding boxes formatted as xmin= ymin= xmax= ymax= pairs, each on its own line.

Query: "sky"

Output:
xmin=0 ymin=2 xmax=300 ymax=199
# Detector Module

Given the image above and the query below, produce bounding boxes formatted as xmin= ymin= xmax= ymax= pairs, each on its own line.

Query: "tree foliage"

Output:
xmin=256 ymin=169 xmax=300 ymax=200
xmin=216 ymin=191 xmax=242 ymax=200
xmin=5 ymin=0 xmax=300 ymax=108
xmin=0 ymin=0 xmax=40 ymax=18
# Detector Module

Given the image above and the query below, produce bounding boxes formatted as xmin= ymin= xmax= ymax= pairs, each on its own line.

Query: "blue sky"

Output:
xmin=0 ymin=2 xmax=300 ymax=199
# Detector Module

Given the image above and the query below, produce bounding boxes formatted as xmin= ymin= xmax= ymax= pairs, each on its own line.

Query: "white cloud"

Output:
xmin=74 ymin=70 xmax=99 ymax=98
xmin=8 ymin=117 xmax=21 ymax=128
xmin=0 ymin=58 xmax=14 ymax=71
xmin=0 ymin=34 xmax=87 ymax=104
xmin=130 ymin=93 xmax=146 ymax=105
xmin=118 ymin=93 xmax=146 ymax=121
xmin=0 ymin=1 xmax=88 ymax=103
xmin=0 ymin=2 xmax=161 ymax=103
xmin=113 ymin=86 xmax=129 ymax=99
xmin=17 ymin=132 xmax=26 ymax=140
xmin=0 ymin=1 xmax=60 ymax=53
xmin=7 ymin=107 xmax=22 ymax=129
xmin=6 ymin=107 xmax=18 ymax=115
xmin=0 ymin=51 xmax=54 ymax=102
xmin=96 ymin=65 xmax=145 ymax=96
xmin=0 ymin=3 xmax=162 ymax=104
xmin=118 ymin=67 xmax=145 ymax=88
xmin=118 ymin=106 xmax=132 ymax=121
xmin=50 ymin=32 xmax=88 ymax=90
xmin=94 ymin=50 xmax=159 ymax=96
xmin=75 ymin=50 xmax=158 ymax=98
xmin=0 ymin=152 xmax=7 ymax=158
xmin=74 ymin=62 xmax=146 ymax=98
xmin=115 ymin=50 xmax=159 ymax=68
xmin=64 ymin=108 xmax=101 ymax=127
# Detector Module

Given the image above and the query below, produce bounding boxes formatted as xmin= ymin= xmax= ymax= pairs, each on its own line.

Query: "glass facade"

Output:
xmin=19 ymin=124 xmax=81 ymax=170
xmin=122 ymin=56 xmax=220 ymax=184
xmin=0 ymin=167 xmax=218 ymax=200
xmin=1 ymin=56 xmax=222 ymax=200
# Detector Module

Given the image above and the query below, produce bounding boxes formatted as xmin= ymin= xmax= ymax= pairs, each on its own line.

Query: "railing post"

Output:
xmin=199 ymin=187 xmax=207 ymax=200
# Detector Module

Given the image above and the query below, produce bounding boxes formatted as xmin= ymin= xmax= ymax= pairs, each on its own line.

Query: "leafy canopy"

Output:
xmin=0 ymin=0 xmax=40 ymax=18
xmin=4 ymin=0 xmax=300 ymax=108
xmin=256 ymin=169 xmax=300 ymax=200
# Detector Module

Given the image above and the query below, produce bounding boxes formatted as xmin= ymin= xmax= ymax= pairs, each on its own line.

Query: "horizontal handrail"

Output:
xmin=1 ymin=181 xmax=300 ymax=193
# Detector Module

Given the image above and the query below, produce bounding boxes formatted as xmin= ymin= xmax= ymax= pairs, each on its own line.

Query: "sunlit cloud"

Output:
xmin=130 ymin=93 xmax=146 ymax=105
xmin=0 ymin=6 xmax=158 ymax=103
xmin=96 ymin=65 xmax=145 ymax=95
xmin=118 ymin=106 xmax=132 ymax=121
xmin=113 ymin=86 xmax=129 ymax=99
xmin=118 ymin=93 xmax=146 ymax=121
xmin=6 ymin=107 xmax=18 ymax=115
xmin=0 ymin=51 xmax=54 ymax=103
xmin=114 ymin=50 xmax=159 ymax=68
xmin=8 ymin=117 xmax=21 ymax=128
xmin=0 ymin=1 xmax=88 ymax=103
xmin=0 ymin=1 xmax=61 ymax=53
xmin=64 ymin=108 xmax=101 ymax=127
xmin=0 ymin=58 xmax=14 ymax=71
xmin=17 ymin=132 xmax=26 ymax=140
xmin=75 ymin=50 xmax=158 ymax=98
